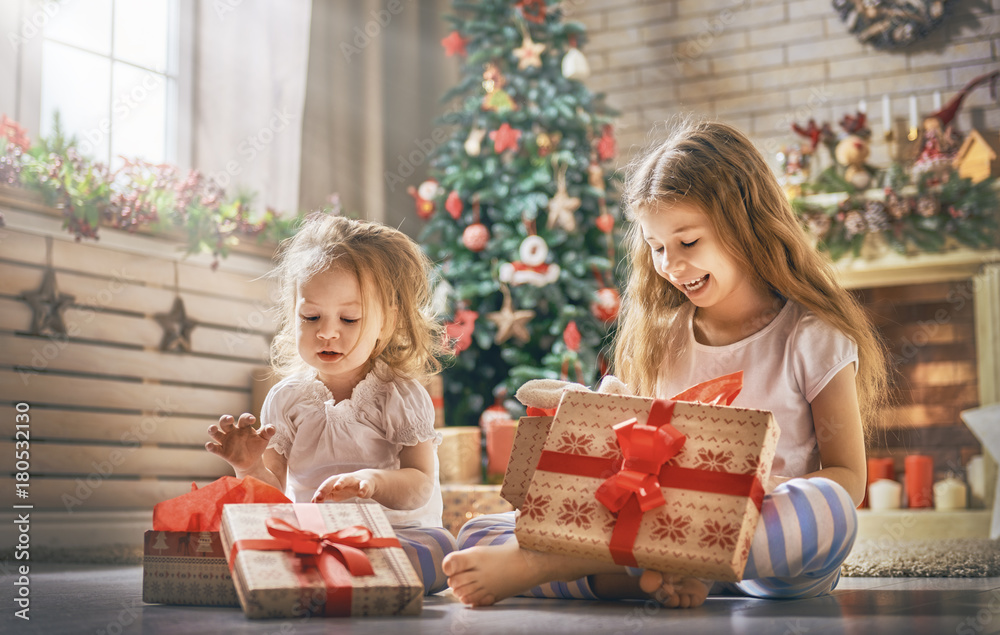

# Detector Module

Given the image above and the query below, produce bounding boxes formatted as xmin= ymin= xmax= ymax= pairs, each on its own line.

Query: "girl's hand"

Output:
xmin=312 ymin=472 xmax=374 ymax=503
xmin=205 ymin=413 xmax=275 ymax=472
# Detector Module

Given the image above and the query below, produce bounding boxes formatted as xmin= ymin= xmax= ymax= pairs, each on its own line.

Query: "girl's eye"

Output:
xmin=651 ymin=245 xmax=664 ymax=254
xmin=300 ymin=315 xmax=319 ymax=322
xmin=681 ymin=239 xmax=699 ymax=248
xmin=341 ymin=318 xmax=360 ymax=325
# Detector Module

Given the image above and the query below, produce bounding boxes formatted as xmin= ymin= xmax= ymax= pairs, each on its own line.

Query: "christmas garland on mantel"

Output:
xmin=791 ymin=166 xmax=999 ymax=262
xmin=0 ymin=115 xmax=299 ymax=263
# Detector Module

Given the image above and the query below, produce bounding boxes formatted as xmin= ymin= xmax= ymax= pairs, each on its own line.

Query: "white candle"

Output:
xmin=933 ymin=475 xmax=967 ymax=511
xmin=909 ymin=95 xmax=919 ymax=131
xmin=967 ymin=455 xmax=986 ymax=508
xmin=868 ymin=478 xmax=903 ymax=511
xmin=882 ymin=94 xmax=891 ymax=133
xmin=933 ymin=91 xmax=942 ymax=111
xmin=858 ymin=98 xmax=867 ymax=114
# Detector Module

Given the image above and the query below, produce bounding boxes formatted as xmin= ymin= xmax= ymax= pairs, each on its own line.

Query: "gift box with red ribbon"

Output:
xmin=142 ymin=476 xmax=290 ymax=606
xmin=220 ymin=502 xmax=423 ymax=618
xmin=510 ymin=372 xmax=780 ymax=582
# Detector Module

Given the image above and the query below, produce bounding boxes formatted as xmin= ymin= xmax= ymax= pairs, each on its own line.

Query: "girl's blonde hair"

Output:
xmin=269 ymin=213 xmax=444 ymax=382
xmin=614 ymin=119 xmax=888 ymax=434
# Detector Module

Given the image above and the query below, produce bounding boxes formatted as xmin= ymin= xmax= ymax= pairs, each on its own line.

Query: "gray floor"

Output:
xmin=3 ymin=564 xmax=1000 ymax=635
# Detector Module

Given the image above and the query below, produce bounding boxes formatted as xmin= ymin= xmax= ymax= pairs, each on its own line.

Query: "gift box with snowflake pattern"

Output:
xmin=221 ymin=502 xmax=423 ymax=618
xmin=514 ymin=389 xmax=779 ymax=582
xmin=142 ymin=530 xmax=239 ymax=606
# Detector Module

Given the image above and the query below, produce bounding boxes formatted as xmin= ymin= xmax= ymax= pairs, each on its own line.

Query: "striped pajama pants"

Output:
xmin=395 ymin=526 xmax=457 ymax=595
xmin=456 ymin=477 xmax=857 ymax=600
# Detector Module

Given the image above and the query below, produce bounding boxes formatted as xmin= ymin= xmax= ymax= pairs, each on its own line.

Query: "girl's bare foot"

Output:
xmin=443 ymin=541 xmax=621 ymax=607
xmin=638 ymin=570 xmax=710 ymax=608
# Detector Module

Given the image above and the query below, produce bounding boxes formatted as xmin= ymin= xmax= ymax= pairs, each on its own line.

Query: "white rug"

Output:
xmin=842 ymin=538 xmax=1000 ymax=577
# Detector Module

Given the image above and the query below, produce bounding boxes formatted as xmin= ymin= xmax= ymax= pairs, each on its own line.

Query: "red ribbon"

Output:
xmin=228 ymin=504 xmax=400 ymax=616
xmin=594 ymin=400 xmax=685 ymax=514
xmin=526 ymin=406 xmax=556 ymax=417
xmin=534 ymin=398 xmax=764 ymax=567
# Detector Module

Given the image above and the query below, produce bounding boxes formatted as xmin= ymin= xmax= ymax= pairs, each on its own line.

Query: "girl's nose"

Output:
xmin=316 ymin=319 xmax=339 ymax=340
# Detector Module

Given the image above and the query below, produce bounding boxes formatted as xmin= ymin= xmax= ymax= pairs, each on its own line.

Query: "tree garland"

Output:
xmin=793 ymin=165 xmax=999 ymax=262
xmin=0 ymin=115 xmax=300 ymax=263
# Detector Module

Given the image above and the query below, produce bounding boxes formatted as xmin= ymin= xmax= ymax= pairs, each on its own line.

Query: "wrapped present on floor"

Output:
xmin=421 ymin=374 xmax=445 ymax=428
xmin=438 ymin=427 xmax=482 ymax=484
xmin=221 ymin=502 xmax=423 ymax=618
xmin=143 ymin=476 xmax=290 ymax=607
xmin=508 ymin=372 xmax=780 ymax=582
xmin=441 ymin=484 xmax=514 ymax=537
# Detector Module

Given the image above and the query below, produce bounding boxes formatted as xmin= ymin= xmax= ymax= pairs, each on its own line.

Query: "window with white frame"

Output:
xmin=36 ymin=0 xmax=188 ymax=169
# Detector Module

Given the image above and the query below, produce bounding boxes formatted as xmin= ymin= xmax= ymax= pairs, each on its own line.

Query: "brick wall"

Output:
xmin=571 ymin=0 xmax=999 ymax=169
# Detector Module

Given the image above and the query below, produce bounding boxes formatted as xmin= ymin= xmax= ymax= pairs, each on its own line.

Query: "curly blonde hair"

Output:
xmin=269 ymin=213 xmax=445 ymax=383
xmin=613 ymin=119 xmax=888 ymax=435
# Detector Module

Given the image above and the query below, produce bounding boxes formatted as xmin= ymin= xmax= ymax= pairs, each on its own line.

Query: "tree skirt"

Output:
xmin=842 ymin=538 xmax=1000 ymax=577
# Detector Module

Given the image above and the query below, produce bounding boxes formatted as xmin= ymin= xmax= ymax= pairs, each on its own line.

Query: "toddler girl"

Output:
xmin=444 ymin=119 xmax=888 ymax=607
xmin=206 ymin=213 xmax=456 ymax=594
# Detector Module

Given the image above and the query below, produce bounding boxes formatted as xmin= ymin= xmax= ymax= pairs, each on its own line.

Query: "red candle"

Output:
xmin=905 ymin=455 xmax=934 ymax=508
xmin=861 ymin=457 xmax=896 ymax=508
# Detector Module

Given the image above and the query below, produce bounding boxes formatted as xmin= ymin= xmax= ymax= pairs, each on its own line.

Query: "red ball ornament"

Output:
xmin=591 ymin=287 xmax=620 ymax=323
xmin=596 ymin=213 xmax=614 ymax=233
xmin=462 ymin=223 xmax=490 ymax=252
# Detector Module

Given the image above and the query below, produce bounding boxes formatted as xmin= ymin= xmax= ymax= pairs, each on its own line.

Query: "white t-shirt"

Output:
xmin=655 ymin=300 xmax=858 ymax=480
xmin=263 ymin=366 xmax=444 ymax=528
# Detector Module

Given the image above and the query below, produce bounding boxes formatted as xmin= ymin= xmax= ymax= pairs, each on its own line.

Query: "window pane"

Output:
xmin=110 ymin=62 xmax=167 ymax=168
xmin=40 ymin=41 xmax=112 ymax=163
xmin=114 ymin=0 xmax=170 ymax=72
xmin=44 ymin=0 xmax=112 ymax=56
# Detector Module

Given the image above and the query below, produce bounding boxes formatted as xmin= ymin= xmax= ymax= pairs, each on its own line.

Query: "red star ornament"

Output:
xmin=441 ymin=31 xmax=468 ymax=57
xmin=489 ymin=123 xmax=522 ymax=154
xmin=445 ymin=309 xmax=479 ymax=355
xmin=596 ymin=125 xmax=616 ymax=161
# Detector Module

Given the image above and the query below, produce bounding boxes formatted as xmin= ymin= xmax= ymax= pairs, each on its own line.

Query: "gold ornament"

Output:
xmin=465 ymin=126 xmax=486 ymax=156
xmin=486 ymin=285 xmax=535 ymax=344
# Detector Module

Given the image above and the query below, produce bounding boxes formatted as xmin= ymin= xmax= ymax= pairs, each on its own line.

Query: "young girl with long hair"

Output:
xmin=443 ymin=119 xmax=888 ymax=607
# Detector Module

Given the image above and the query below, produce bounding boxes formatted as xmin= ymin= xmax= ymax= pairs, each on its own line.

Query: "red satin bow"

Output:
xmin=262 ymin=518 xmax=393 ymax=576
xmin=595 ymin=400 xmax=685 ymax=514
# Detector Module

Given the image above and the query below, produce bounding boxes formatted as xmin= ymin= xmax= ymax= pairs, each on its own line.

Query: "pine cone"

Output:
xmin=844 ymin=210 xmax=867 ymax=239
xmin=885 ymin=190 xmax=910 ymax=220
xmin=863 ymin=200 xmax=891 ymax=232
xmin=916 ymin=194 xmax=939 ymax=218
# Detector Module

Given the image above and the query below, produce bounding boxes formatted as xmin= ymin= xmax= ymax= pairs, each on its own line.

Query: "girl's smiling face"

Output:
xmin=637 ymin=201 xmax=749 ymax=312
xmin=295 ymin=267 xmax=383 ymax=394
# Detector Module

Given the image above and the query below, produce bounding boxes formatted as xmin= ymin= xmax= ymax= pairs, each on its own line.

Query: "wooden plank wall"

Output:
xmin=857 ymin=280 xmax=982 ymax=479
xmin=0 ymin=224 xmax=277 ymax=513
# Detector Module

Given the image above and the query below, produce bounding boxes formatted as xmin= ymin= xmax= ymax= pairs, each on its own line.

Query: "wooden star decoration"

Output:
xmin=155 ymin=296 xmax=196 ymax=353
xmin=20 ymin=268 xmax=74 ymax=337
xmin=486 ymin=287 xmax=535 ymax=345
xmin=513 ymin=34 xmax=545 ymax=70
xmin=546 ymin=183 xmax=581 ymax=232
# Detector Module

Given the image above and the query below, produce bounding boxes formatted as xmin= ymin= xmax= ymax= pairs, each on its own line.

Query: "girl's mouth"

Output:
xmin=681 ymin=274 xmax=709 ymax=293
xmin=318 ymin=351 xmax=341 ymax=361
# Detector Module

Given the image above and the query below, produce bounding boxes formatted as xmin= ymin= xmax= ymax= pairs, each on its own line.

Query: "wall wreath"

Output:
xmin=832 ymin=0 xmax=953 ymax=50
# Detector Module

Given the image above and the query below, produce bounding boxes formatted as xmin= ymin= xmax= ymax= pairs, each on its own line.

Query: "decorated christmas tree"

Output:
xmin=415 ymin=0 xmax=622 ymax=427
